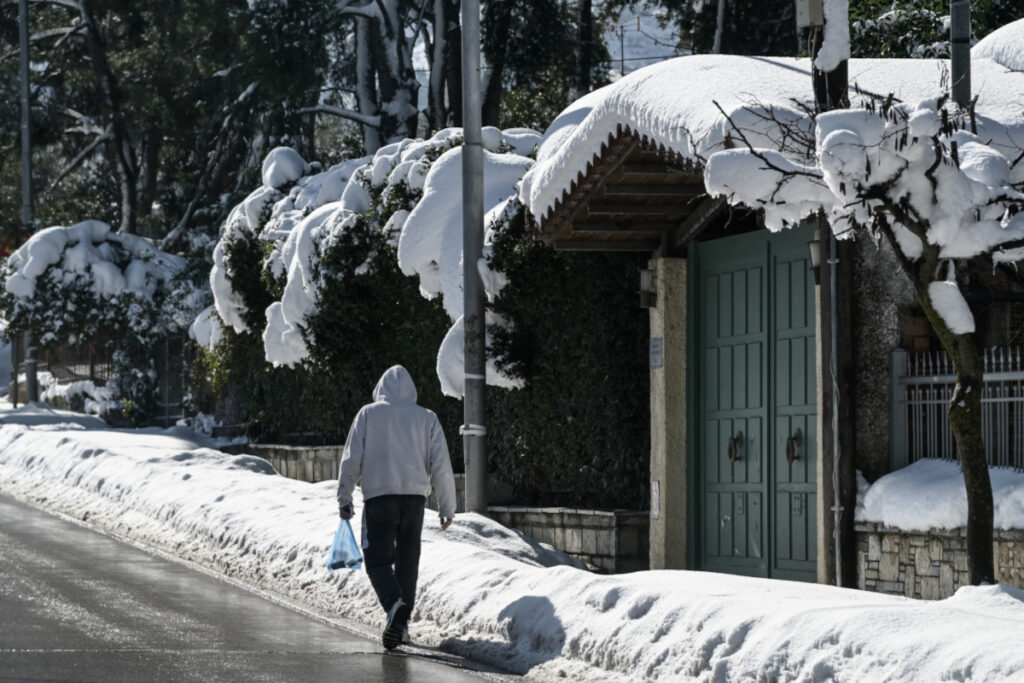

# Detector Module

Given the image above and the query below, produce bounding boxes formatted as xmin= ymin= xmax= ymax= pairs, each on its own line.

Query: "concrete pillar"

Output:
xmin=648 ymin=256 xmax=688 ymax=569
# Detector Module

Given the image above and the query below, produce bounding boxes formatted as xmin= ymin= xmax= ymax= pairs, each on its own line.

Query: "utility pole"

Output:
xmin=18 ymin=0 xmax=38 ymax=404
xmin=461 ymin=0 xmax=488 ymax=514
xmin=950 ymin=0 xmax=971 ymax=108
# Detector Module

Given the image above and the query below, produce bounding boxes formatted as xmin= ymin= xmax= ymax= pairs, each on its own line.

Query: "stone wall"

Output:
xmin=489 ymin=506 xmax=649 ymax=574
xmin=239 ymin=444 xmax=343 ymax=483
xmin=856 ymin=522 xmax=1024 ymax=599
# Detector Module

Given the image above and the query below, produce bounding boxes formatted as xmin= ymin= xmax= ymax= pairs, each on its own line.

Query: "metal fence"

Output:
xmin=9 ymin=334 xmax=187 ymax=428
xmin=890 ymin=347 xmax=1024 ymax=470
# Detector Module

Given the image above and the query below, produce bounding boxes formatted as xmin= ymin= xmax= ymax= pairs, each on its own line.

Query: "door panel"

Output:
xmin=770 ymin=229 xmax=818 ymax=581
xmin=698 ymin=233 xmax=769 ymax=576
xmin=696 ymin=225 xmax=817 ymax=581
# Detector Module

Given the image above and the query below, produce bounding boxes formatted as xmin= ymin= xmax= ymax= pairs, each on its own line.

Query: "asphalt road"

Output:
xmin=0 ymin=493 xmax=512 ymax=683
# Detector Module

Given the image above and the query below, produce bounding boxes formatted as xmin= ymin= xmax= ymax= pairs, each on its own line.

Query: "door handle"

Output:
xmin=786 ymin=428 xmax=802 ymax=464
xmin=727 ymin=431 xmax=744 ymax=462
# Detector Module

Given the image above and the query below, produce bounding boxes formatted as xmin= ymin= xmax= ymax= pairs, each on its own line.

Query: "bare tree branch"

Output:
xmin=0 ymin=0 xmax=83 ymax=10
xmin=42 ymin=127 xmax=111 ymax=196
xmin=0 ymin=26 xmax=83 ymax=62
xmin=296 ymin=104 xmax=381 ymax=129
xmin=711 ymin=100 xmax=823 ymax=180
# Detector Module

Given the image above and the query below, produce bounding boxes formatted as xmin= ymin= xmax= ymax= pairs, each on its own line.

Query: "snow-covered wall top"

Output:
xmin=972 ymin=17 xmax=1024 ymax=71
xmin=520 ymin=51 xmax=1024 ymax=227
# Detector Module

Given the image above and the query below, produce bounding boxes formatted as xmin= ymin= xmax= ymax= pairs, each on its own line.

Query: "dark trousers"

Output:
xmin=361 ymin=494 xmax=425 ymax=614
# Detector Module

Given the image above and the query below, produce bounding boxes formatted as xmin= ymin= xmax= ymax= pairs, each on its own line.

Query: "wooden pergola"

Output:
xmin=529 ymin=126 xmax=729 ymax=256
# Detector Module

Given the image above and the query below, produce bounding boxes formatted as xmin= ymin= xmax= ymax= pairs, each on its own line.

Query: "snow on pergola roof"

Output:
xmin=520 ymin=51 xmax=1024 ymax=242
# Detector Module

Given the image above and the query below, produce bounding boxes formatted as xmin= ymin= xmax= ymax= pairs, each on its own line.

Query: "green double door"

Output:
xmin=693 ymin=225 xmax=817 ymax=581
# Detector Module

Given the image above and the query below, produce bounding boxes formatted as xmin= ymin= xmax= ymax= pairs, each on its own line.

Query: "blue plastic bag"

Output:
xmin=327 ymin=518 xmax=363 ymax=570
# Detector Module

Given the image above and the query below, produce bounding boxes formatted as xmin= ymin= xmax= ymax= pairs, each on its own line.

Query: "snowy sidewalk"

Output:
xmin=2 ymin=402 xmax=1024 ymax=682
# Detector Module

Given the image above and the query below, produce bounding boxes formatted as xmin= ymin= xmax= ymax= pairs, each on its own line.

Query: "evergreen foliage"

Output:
xmin=666 ymin=0 xmax=799 ymax=56
xmin=487 ymin=209 xmax=650 ymax=510
xmin=849 ymin=0 xmax=1016 ymax=59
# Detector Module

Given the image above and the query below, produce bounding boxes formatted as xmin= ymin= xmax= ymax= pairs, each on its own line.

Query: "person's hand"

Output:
xmin=440 ymin=516 xmax=453 ymax=530
xmin=339 ymin=504 xmax=354 ymax=519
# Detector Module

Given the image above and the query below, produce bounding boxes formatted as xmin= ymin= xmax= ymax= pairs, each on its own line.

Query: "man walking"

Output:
xmin=337 ymin=365 xmax=456 ymax=650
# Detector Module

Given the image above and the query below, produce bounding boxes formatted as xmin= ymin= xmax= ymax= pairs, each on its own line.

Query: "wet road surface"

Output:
xmin=0 ymin=493 xmax=513 ymax=682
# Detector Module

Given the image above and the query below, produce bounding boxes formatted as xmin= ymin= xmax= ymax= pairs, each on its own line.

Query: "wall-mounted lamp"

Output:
xmin=640 ymin=268 xmax=656 ymax=308
xmin=807 ymin=230 xmax=822 ymax=285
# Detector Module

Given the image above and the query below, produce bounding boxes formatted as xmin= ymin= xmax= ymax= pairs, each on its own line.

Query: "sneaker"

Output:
xmin=382 ymin=600 xmax=411 ymax=650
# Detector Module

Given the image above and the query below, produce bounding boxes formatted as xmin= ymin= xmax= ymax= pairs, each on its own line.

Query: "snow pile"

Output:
xmin=520 ymin=51 xmax=1024 ymax=228
xmin=397 ymin=146 xmax=532 ymax=320
xmin=206 ymin=126 xmax=542 ymax=397
xmin=859 ymin=458 xmax=1024 ymax=532
xmin=4 ymin=406 xmax=1024 ymax=682
xmin=973 ymin=17 xmax=1024 ymax=71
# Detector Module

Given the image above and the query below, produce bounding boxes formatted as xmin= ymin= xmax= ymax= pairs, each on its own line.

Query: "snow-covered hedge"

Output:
xmin=204 ymin=128 xmax=541 ymax=396
xmin=1 ymin=220 xmax=205 ymax=422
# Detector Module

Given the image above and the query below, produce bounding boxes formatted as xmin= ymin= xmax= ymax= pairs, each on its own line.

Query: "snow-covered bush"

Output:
xmin=1 ymin=220 xmax=205 ymax=423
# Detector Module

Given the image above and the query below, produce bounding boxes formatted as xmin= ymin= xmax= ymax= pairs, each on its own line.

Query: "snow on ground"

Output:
xmin=3 ymin=402 xmax=1024 ymax=682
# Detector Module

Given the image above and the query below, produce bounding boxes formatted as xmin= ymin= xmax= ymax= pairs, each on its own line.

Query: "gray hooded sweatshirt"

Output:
xmin=336 ymin=365 xmax=456 ymax=518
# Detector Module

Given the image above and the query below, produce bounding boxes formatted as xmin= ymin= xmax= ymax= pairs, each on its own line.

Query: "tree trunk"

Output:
xmin=917 ymin=283 xmax=996 ymax=585
xmin=881 ymin=218 xmax=997 ymax=586
xmin=355 ymin=17 xmax=382 ymax=153
xmin=481 ymin=0 xmax=512 ymax=127
xmin=948 ymin=335 xmax=996 ymax=584
xmin=79 ymin=0 xmax=137 ymax=233
xmin=576 ymin=0 xmax=593 ymax=98
xmin=445 ymin=12 xmax=462 ymax=128
xmin=428 ymin=0 xmax=459 ymax=131
xmin=139 ymin=131 xmax=160 ymax=220
xmin=367 ymin=8 xmax=419 ymax=143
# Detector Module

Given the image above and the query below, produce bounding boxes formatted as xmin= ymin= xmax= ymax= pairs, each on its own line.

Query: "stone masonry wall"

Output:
xmin=489 ymin=506 xmax=650 ymax=574
xmin=857 ymin=522 xmax=1024 ymax=599
xmin=242 ymin=444 xmax=344 ymax=483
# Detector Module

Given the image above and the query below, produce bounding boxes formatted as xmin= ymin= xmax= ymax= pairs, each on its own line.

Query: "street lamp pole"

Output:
xmin=18 ymin=0 xmax=39 ymax=404
xmin=461 ymin=0 xmax=487 ymax=513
